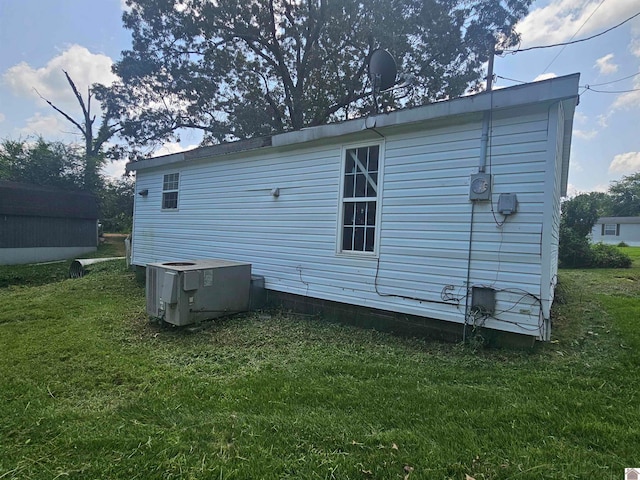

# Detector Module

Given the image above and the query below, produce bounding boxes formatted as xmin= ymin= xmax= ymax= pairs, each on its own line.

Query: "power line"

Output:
xmin=504 ymin=10 xmax=640 ymax=53
xmin=540 ymin=0 xmax=606 ymax=74
xmin=587 ymin=71 xmax=640 ymax=87
xmin=582 ymin=86 xmax=640 ymax=94
xmin=496 ymin=74 xmax=640 ymax=95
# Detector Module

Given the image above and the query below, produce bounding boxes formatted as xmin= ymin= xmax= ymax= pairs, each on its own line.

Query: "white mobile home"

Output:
xmin=127 ymin=74 xmax=580 ymax=342
xmin=591 ymin=216 xmax=640 ymax=247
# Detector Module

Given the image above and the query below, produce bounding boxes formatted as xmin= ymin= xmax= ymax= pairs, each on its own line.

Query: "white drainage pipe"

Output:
xmin=69 ymin=257 xmax=126 ymax=278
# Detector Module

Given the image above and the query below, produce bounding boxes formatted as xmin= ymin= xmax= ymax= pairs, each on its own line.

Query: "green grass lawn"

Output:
xmin=0 ymin=247 xmax=638 ymax=479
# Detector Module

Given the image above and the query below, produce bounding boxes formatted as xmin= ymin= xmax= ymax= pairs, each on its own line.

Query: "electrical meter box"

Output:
xmin=469 ymin=173 xmax=492 ymax=201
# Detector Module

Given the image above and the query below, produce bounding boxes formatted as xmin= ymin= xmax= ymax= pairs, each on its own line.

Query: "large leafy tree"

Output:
xmin=609 ymin=172 xmax=640 ymax=217
xmin=98 ymin=177 xmax=135 ymax=233
xmin=102 ymin=0 xmax=531 ymax=154
xmin=558 ymin=192 xmax=633 ymax=268
xmin=558 ymin=193 xmax=601 ymax=268
xmin=0 ymin=137 xmax=85 ymax=190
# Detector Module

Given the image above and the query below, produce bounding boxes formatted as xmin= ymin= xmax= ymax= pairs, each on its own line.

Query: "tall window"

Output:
xmin=340 ymin=144 xmax=381 ymax=253
xmin=162 ymin=173 xmax=179 ymax=210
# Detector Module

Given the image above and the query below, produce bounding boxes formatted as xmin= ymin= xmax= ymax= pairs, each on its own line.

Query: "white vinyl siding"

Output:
xmin=131 ymin=102 xmax=563 ymax=339
xmin=591 ymin=218 xmax=640 ymax=246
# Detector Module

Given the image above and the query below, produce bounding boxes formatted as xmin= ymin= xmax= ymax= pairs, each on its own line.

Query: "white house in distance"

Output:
xmin=591 ymin=216 xmax=640 ymax=247
xmin=127 ymin=73 xmax=580 ymax=342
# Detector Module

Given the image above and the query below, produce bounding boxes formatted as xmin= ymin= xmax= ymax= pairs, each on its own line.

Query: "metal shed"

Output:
xmin=0 ymin=181 xmax=98 ymax=265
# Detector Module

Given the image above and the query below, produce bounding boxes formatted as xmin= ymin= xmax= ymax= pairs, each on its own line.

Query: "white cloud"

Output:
xmin=155 ymin=141 xmax=200 ymax=156
xmin=594 ymin=54 xmax=618 ymax=75
xmin=569 ymin=158 xmax=584 ymax=172
xmin=573 ymin=129 xmax=598 ymax=140
xmin=102 ymin=159 xmax=128 ymax=180
xmin=0 ymin=112 xmax=5 ymax=123
xmin=612 ymin=76 xmax=640 ymax=110
xmin=609 ymin=152 xmax=640 ymax=173
xmin=517 ymin=0 xmax=640 ymax=48
xmin=629 ymin=39 xmax=640 ymax=57
xmin=534 ymin=73 xmax=557 ymax=82
xmin=565 ymin=183 xmax=579 ymax=197
xmin=574 ymin=111 xmax=588 ymax=124
xmin=2 ymin=45 xmax=116 ymax=113
xmin=592 ymin=183 xmax=609 ymax=193
xmin=19 ymin=113 xmax=76 ymax=138
xmin=597 ymin=113 xmax=611 ymax=128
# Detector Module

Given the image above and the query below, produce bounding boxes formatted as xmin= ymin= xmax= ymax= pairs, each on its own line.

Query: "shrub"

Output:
xmin=590 ymin=243 xmax=632 ymax=268
xmin=617 ymin=241 xmax=629 ymax=247
xmin=559 ymin=223 xmax=593 ymax=268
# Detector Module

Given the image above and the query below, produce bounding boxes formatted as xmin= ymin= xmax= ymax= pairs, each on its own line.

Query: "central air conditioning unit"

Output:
xmin=146 ymin=259 xmax=251 ymax=326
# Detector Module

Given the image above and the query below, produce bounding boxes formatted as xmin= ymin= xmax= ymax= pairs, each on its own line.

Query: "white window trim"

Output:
xmin=336 ymin=140 xmax=384 ymax=257
xmin=603 ymin=223 xmax=617 ymax=236
xmin=161 ymin=172 xmax=181 ymax=211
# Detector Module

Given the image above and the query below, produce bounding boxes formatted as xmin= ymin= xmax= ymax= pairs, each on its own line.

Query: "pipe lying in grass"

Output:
xmin=69 ymin=258 xmax=126 ymax=278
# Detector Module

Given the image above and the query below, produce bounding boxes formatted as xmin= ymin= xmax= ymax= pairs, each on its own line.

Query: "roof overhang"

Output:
xmin=126 ymin=73 xmax=580 ymax=180
xmin=597 ymin=216 xmax=640 ymax=224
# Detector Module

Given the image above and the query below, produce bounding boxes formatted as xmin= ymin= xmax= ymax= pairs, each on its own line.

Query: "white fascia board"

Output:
xmin=126 ymin=152 xmax=186 ymax=173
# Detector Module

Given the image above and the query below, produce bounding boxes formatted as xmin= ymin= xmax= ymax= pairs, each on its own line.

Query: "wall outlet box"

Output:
xmin=498 ymin=193 xmax=518 ymax=215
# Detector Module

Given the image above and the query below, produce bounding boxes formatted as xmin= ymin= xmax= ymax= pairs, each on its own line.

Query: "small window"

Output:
xmin=339 ymin=144 xmax=381 ymax=253
xmin=603 ymin=224 xmax=618 ymax=236
xmin=162 ymin=173 xmax=179 ymax=210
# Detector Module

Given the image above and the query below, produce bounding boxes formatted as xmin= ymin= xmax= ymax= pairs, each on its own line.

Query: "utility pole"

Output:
xmin=486 ymin=45 xmax=495 ymax=92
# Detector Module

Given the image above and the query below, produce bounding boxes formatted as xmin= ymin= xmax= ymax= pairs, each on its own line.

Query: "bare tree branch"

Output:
xmin=33 ymin=87 xmax=86 ymax=136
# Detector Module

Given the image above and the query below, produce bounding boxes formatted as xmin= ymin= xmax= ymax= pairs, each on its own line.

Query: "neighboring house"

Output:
xmin=591 ymin=216 xmax=640 ymax=246
xmin=0 ymin=181 xmax=98 ymax=265
xmin=127 ymin=73 xmax=580 ymax=342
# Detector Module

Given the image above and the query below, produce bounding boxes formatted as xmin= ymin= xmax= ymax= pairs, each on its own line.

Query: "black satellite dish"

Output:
xmin=368 ymin=49 xmax=397 ymax=92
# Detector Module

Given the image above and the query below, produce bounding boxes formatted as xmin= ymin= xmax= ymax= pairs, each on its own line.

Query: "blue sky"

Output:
xmin=1 ymin=0 xmax=639 ymax=194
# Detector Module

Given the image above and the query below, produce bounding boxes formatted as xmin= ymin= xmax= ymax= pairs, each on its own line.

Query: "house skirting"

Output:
xmin=265 ymin=289 xmax=535 ymax=348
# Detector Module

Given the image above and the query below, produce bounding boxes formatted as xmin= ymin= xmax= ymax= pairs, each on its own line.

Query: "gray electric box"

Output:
xmin=471 ymin=286 xmax=496 ymax=315
xmin=497 ymin=193 xmax=518 ymax=215
xmin=146 ymin=259 xmax=251 ymax=326
xmin=469 ymin=173 xmax=492 ymax=201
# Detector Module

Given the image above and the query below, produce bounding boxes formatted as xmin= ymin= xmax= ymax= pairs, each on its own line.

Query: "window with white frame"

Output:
xmin=603 ymin=223 xmax=618 ymax=236
xmin=339 ymin=144 xmax=381 ymax=253
xmin=162 ymin=173 xmax=179 ymax=210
